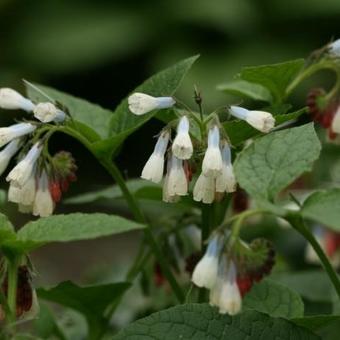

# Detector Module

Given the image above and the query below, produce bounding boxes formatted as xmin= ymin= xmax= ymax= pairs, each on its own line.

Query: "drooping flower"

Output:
xmin=230 ymin=106 xmax=275 ymax=133
xmin=33 ymin=170 xmax=54 ymax=217
xmin=0 ymin=88 xmax=35 ymax=112
xmin=192 ymin=234 xmax=224 ymax=289
xmin=172 ymin=116 xmax=193 ymax=159
xmin=128 ymin=93 xmax=175 ymax=115
xmin=216 ymin=140 xmax=236 ymax=193
xmin=6 ymin=142 xmax=42 ymax=187
xmin=0 ymin=123 xmax=36 ymax=148
xmin=8 ymin=169 xmax=36 ymax=206
xmin=33 ymin=102 xmax=66 ymax=123
xmin=193 ymin=173 xmax=215 ymax=204
xmin=217 ymin=260 xmax=242 ymax=315
xmin=0 ymin=139 xmax=21 ymax=176
xmin=202 ymin=126 xmax=223 ymax=177
xmin=141 ymin=130 xmax=170 ymax=183
xmin=162 ymin=156 xmax=179 ymax=203
xmin=165 ymin=154 xmax=188 ymax=197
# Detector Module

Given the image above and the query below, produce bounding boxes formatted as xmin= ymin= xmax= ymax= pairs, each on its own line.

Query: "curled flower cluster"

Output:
xmin=128 ymin=93 xmax=276 ymax=204
xmin=0 ymin=87 xmax=77 ymax=216
xmin=191 ymin=234 xmax=242 ymax=315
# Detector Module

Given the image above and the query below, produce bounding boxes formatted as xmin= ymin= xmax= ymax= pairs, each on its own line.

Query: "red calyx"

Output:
xmin=49 ymin=181 xmax=62 ymax=203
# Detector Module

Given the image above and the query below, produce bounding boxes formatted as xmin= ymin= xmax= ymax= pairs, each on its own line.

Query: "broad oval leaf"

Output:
xmin=301 ymin=189 xmax=340 ymax=232
xmin=239 ymin=59 xmax=305 ymax=102
xmin=3 ymin=213 xmax=145 ymax=253
xmin=114 ymin=303 xmax=319 ymax=340
xmin=217 ymin=79 xmax=272 ymax=102
xmin=243 ymin=279 xmax=304 ymax=318
xmin=234 ymin=123 xmax=321 ymax=201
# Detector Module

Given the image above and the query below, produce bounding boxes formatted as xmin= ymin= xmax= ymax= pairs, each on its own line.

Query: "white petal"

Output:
xmin=192 ymin=255 xmax=219 ymax=288
xmin=0 ymin=123 xmax=36 ymax=148
xmin=246 ymin=110 xmax=275 ymax=133
xmin=33 ymin=171 xmax=54 ymax=217
xmin=0 ymin=88 xmax=35 ymax=112
xmin=128 ymin=93 xmax=175 ymax=115
xmin=172 ymin=133 xmax=193 ymax=159
xmin=141 ymin=153 xmax=164 ymax=183
xmin=202 ymin=148 xmax=223 ymax=177
xmin=167 ymin=156 xmax=188 ymax=196
xmin=34 ymin=102 xmax=66 ymax=123
xmin=193 ymin=173 xmax=215 ymax=204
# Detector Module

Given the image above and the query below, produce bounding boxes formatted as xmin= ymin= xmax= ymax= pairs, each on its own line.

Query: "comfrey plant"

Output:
xmin=1 ymin=40 xmax=340 ymax=339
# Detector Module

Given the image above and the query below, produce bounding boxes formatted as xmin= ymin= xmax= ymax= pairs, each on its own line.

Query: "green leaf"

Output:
xmin=0 ymin=213 xmax=16 ymax=245
xmin=292 ymin=315 xmax=340 ymax=333
xmin=234 ymin=123 xmax=321 ymax=201
xmin=108 ymin=56 xmax=199 ymax=150
xmin=64 ymin=179 xmax=159 ymax=204
xmin=301 ymin=189 xmax=340 ymax=232
xmin=243 ymin=279 xmax=304 ymax=318
xmin=38 ymin=281 xmax=130 ymax=338
xmin=3 ymin=213 xmax=145 ymax=253
xmin=114 ymin=303 xmax=319 ymax=340
xmin=26 ymin=83 xmax=112 ymax=140
xmin=239 ymin=59 xmax=305 ymax=102
xmin=217 ymin=79 xmax=272 ymax=102
xmin=223 ymin=108 xmax=306 ymax=146
xmin=272 ymin=270 xmax=338 ymax=303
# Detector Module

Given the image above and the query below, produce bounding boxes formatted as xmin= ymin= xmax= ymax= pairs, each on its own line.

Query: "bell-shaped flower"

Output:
xmin=166 ymin=154 xmax=188 ymax=197
xmin=218 ymin=261 xmax=242 ymax=315
xmin=230 ymin=106 xmax=275 ymax=133
xmin=33 ymin=102 xmax=66 ymax=123
xmin=192 ymin=234 xmax=223 ymax=289
xmin=33 ymin=170 xmax=54 ymax=217
xmin=172 ymin=116 xmax=193 ymax=159
xmin=162 ymin=157 xmax=179 ymax=203
xmin=0 ymin=139 xmax=21 ymax=176
xmin=8 ymin=169 xmax=36 ymax=206
xmin=202 ymin=126 xmax=223 ymax=177
xmin=128 ymin=92 xmax=175 ymax=115
xmin=216 ymin=140 xmax=236 ymax=193
xmin=0 ymin=123 xmax=36 ymax=148
xmin=329 ymin=39 xmax=340 ymax=56
xmin=0 ymin=88 xmax=35 ymax=112
xmin=141 ymin=130 xmax=170 ymax=183
xmin=193 ymin=173 xmax=215 ymax=204
xmin=332 ymin=106 xmax=340 ymax=134
xmin=6 ymin=142 xmax=42 ymax=187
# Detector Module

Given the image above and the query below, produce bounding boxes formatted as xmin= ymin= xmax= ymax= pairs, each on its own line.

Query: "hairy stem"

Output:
xmin=7 ymin=259 xmax=18 ymax=324
xmin=286 ymin=213 xmax=340 ymax=299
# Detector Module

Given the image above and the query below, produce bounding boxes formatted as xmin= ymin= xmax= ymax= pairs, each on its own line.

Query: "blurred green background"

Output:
xmin=1 ymin=0 xmax=340 ymax=333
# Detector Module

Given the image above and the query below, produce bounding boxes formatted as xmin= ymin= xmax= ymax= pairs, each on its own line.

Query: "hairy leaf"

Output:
xmin=114 ymin=303 xmax=319 ymax=339
xmin=243 ymin=279 xmax=304 ymax=318
xmin=301 ymin=189 xmax=340 ymax=231
xmin=234 ymin=123 xmax=321 ymax=201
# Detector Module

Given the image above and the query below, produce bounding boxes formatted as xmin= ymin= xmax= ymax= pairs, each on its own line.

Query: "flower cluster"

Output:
xmin=128 ymin=92 xmax=275 ymax=204
xmin=191 ymin=233 xmax=241 ymax=315
xmin=0 ymin=87 xmax=76 ymax=216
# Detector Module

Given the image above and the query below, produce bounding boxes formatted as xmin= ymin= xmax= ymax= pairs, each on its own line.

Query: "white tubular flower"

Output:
xmin=332 ymin=107 xmax=340 ymax=134
xmin=218 ymin=261 xmax=242 ymax=315
xmin=216 ymin=141 xmax=236 ymax=193
xmin=6 ymin=142 xmax=42 ymax=187
xmin=141 ymin=130 xmax=170 ymax=183
xmin=0 ymin=123 xmax=36 ymax=148
xmin=8 ymin=171 xmax=36 ymax=206
xmin=193 ymin=173 xmax=215 ymax=204
xmin=166 ymin=154 xmax=188 ymax=197
xmin=192 ymin=234 xmax=223 ymax=289
xmin=128 ymin=92 xmax=175 ymax=115
xmin=0 ymin=139 xmax=21 ymax=176
xmin=162 ymin=157 xmax=180 ymax=203
xmin=33 ymin=170 xmax=54 ymax=217
xmin=33 ymin=102 xmax=66 ymax=123
xmin=329 ymin=39 xmax=340 ymax=56
xmin=202 ymin=126 xmax=223 ymax=177
xmin=0 ymin=88 xmax=35 ymax=112
xmin=230 ymin=106 xmax=275 ymax=133
xmin=172 ymin=116 xmax=193 ymax=159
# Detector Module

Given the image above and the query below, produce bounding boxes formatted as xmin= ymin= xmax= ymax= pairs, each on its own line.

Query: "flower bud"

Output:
xmin=128 ymin=93 xmax=175 ymax=115
xmin=33 ymin=102 xmax=66 ymax=123
xmin=0 ymin=88 xmax=35 ymax=112
xmin=0 ymin=123 xmax=36 ymax=148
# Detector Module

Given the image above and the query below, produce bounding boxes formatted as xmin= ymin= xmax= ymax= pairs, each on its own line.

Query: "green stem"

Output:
xmin=285 ymin=61 xmax=340 ymax=99
xmin=286 ymin=213 xmax=340 ymax=299
xmin=7 ymin=259 xmax=18 ymax=324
